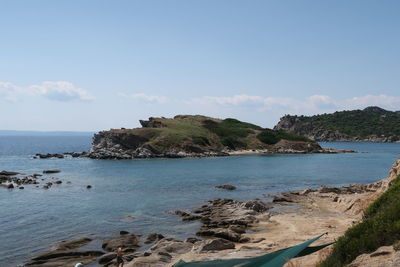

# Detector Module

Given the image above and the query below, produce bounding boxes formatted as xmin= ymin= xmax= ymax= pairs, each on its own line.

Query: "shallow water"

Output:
xmin=0 ymin=136 xmax=399 ymax=266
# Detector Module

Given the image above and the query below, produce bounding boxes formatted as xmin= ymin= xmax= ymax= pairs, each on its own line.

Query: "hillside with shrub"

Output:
xmin=89 ymin=115 xmax=322 ymax=159
xmin=319 ymin=170 xmax=400 ymax=266
xmin=274 ymin=106 xmax=400 ymax=142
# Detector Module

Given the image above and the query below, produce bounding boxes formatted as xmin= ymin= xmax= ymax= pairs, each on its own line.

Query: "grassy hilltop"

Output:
xmin=92 ymin=115 xmax=319 ymax=158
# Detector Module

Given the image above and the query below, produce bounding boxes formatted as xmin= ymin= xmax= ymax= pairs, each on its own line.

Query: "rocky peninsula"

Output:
xmin=87 ymin=115 xmax=350 ymax=159
xmin=274 ymin=106 xmax=400 ymax=142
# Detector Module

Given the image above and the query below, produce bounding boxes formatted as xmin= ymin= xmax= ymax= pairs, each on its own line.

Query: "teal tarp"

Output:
xmin=173 ymin=234 xmax=332 ymax=267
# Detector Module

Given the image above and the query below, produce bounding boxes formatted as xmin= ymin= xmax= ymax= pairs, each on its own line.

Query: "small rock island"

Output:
xmin=88 ymin=115 xmax=338 ymax=159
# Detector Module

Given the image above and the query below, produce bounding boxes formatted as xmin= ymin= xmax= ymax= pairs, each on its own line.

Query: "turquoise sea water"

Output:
xmin=0 ymin=136 xmax=399 ymax=266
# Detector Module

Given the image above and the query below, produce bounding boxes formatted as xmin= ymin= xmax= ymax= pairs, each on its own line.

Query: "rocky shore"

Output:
xmin=32 ymin=115 xmax=360 ymax=160
xmin=25 ymin=159 xmax=400 ymax=266
xmin=33 ymin=152 xmax=87 ymax=159
xmin=0 ymin=169 xmax=92 ymax=191
xmin=33 ymin=146 xmax=355 ymax=161
xmin=85 ymin=115 xmax=340 ymax=160
xmin=86 ymin=137 xmax=354 ymax=159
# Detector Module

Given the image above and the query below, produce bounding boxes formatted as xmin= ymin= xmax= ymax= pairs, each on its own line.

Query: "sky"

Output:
xmin=1 ymin=0 xmax=400 ymax=131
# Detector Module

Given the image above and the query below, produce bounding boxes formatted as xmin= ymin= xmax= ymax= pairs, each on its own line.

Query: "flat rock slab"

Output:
xmin=102 ymin=234 xmax=140 ymax=252
xmin=28 ymin=250 xmax=104 ymax=267
xmin=56 ymin=237 xmax=93 ymax=250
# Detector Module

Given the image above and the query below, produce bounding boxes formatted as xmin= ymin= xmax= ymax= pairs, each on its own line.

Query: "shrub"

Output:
xmin=203 ymin=119 xmax=258 ymax=149
xmin=318 ymin=174 xmax=400 ymax=267
xmin=192 ymin=136 xmax=210 ymax=146
xmin=257 ymin=129 xmax=311 ymax=145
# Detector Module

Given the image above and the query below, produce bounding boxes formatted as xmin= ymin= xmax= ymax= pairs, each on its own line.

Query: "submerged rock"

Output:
xmin=36 ymin=153 xmax=64 ymax=159
xmin=215 ymin=184 xmax=237 ymax=190
xmin=43 ymin=169 xmax=61 ymax=174
xmin=0 ymin=171 xmax=20 ymax=176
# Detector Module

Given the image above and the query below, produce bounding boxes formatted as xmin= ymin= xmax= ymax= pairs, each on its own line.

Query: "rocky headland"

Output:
xmin=86 ymin=115 xmax=352 ymax=160
xmin=274 ymin=106 xmax=400 ymax=142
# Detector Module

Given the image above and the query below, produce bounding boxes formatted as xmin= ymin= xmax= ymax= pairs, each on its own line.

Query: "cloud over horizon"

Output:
xmin=119 ymin=92 xmax=169 ymax=103
xmin=0 ymin=81 xmax=93 ymax=102
xmin=188 ymin=94 xmax=400 ymax=115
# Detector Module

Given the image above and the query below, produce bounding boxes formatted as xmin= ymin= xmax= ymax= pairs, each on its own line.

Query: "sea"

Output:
xmin=0 ymin=135 xmax=399 ymax=266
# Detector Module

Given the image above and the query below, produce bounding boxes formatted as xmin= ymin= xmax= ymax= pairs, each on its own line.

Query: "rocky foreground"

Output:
xmin=25 ymin=160 xmax=400 ymax=266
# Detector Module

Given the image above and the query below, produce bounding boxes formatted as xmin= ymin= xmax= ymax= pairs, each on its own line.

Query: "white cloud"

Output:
xmin=342 ymin=94 xmax=400 ymax=110
xmin=0 ymin=82 xmax=20 ymax=101
xmin=196 ymin=94 xmax=264 ymax=105
xmin=0 ymin=81 xmax=93 ymax=102
xmin=120 ymin=92 xmax=169 ymax=103
xmin=189 ymin=94 xmax=400 ymax=114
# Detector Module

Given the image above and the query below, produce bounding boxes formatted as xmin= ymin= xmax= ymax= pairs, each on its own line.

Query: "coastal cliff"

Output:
xmin=88 ymin=115 xmax=326 ymax=159
xmin=274 ymin=106 xmax=400 ymax=142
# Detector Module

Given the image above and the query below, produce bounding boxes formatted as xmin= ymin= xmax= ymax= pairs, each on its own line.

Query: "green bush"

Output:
xmin=192 ymin=136 xmax=210 ymax=146
xmin=257 ymin=129 xmax=311 ymax=145
xmin=203 ymin=118 xmax=259 ymax=149
xmin=256 ymin=130 xmax=281 ymax=145
xmin=221 ymin=137 xmax=246 ymax=149
xmin=318 ymin=174 xmax=400 ymax=267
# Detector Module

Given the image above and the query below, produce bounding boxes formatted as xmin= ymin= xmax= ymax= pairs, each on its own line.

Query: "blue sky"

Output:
xmin=1 ymin=0 xmax=399 ymax=131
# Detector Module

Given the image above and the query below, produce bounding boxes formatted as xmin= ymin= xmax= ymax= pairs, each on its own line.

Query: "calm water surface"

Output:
xmin=0 ymin=136 xmax=399 ymax=266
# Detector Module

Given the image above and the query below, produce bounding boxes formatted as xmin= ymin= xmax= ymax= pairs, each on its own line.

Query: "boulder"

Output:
xmin=57 ymin=238 xmax=92 ymax=250
xmin=244 ymin=200 xmax=270 ymax=212
xmin=102 ymin=234 xmax=140 ymax=252
xmin=196 ymin=229 xmax=241 ymax=242
xmin=145 ymin=233 xmax=165 ymax=244
xmin=150 ymin=238 xmax=193 ymax=254
xmin=98 ymin=252 xmax=117 ymax=264
xmin=272 ymin=196 xmax=294 ymax=203
xmin=197 ymin=238 xmax=235 ymax=252
xmin=185 ymin=237 xmax=201 ymax=243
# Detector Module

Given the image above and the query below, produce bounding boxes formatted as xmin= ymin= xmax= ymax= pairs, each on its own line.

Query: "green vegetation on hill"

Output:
xmin=109 ymin=115 xmax=317 ymax=153
xmin=276 ymin=106 xmax=400 ymax=140
xmin=257 ymin=129 xmax=311 ymax=145
xmin=203 ymin=118 xmax=261 ymax=149
xmin=318 ymin=173 xmax=400 ymax=267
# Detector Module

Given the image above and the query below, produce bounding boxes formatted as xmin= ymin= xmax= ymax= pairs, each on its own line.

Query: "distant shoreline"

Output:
xmin=0 ymin=130 xmax=93 ymax=136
